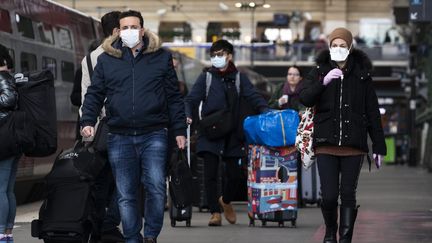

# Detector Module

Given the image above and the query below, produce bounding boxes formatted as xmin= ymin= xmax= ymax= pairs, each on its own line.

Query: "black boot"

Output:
xmin=339 ymin=206 xmax=359 ymax=243
xmin=321 ymin=207 xmax=338 ymax=243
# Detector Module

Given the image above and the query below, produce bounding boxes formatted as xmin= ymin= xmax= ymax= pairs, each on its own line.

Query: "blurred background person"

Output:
xmin=268 ymin=65 xmax=304 ymax=111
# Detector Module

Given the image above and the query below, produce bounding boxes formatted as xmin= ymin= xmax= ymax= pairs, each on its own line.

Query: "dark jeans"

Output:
xmin=107 ymin=129 xmax=168 ymax=242
xmin=93 ymin=160 xmax=121 ymax=233
xmin=316 ymin=154 xmax=363 ymax=209
xmin=202 ymin=152 xmax=242 ymax=214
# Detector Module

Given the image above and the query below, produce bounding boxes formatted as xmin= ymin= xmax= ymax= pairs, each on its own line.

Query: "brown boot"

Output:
xmin=208 ymin=213 xmax=222 ymax=226
xmin=219 ymin=196 xmax=236 ymax=224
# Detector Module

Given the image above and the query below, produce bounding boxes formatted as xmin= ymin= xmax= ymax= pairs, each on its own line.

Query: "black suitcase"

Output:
xmin=192 ymin=156 xmax=224 ymax=212
xmin=168 ymin=125 xmax=195 ymax=227
xmin=31 ymin=142 xmax=105 ymax=242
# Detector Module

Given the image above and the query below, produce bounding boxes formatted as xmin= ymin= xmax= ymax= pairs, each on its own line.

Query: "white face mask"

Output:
xmin=120 ymin=29 xmax=140 ymax=48
xmin=329 ymin=46 xmax=350 ymax=62
xmin=210 ymin=56 xmax=227 ymax=69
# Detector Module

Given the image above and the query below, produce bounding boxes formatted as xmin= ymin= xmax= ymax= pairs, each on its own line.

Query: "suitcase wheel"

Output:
xmin=186 ymin=220 xmax=191 ymax=227
xmin=291 ymin=220 xmax=297 ymax=228
xmin=171 ymin=220 xmax=176 ymax=227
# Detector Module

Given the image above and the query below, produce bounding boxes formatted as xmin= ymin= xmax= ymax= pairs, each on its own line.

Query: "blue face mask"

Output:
xmin=210 ymin=56 xmax=227 ymax=69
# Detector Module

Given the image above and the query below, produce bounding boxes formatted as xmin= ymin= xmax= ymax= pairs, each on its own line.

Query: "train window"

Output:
xmin=20 ymin=52 xmax=37 ymax=72
xmin=57 ymin=27 xmax=73 ymax=49
xmin=37 ymin=23 xmax=55 ymax=44
xmin=61 ymin=61 xmax=74 ymax=82
xmin=0 ymin=8 xmax=12 ymax=33
xmin=42 ymin=57 xmax=57 ymax=79
xmin=16 ymin=14 xmax=35 ymax=39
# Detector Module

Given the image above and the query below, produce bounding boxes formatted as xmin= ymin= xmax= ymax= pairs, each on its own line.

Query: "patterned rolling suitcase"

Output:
xmin=300 ymin=161 xmax=321 ymax=206
xmin=247 ymin=145 xmax=298 ymax=227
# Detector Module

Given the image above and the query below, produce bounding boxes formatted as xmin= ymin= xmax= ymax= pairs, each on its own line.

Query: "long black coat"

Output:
xmin=185 ymin=68 xmax=268 ymax=157
xmin=299 ymin=49 xmax=386 ymax=155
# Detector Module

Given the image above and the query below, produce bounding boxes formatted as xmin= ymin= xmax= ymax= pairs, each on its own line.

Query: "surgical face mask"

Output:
xmin=329 ymin=46 xmax=350 ymax=61
xmin=210 ymin=56 xmax=227 ymax=69
xmin=120 ymin=29 xmax=140 ymax=48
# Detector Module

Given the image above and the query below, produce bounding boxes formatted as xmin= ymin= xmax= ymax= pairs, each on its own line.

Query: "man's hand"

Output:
xmin=81 ymin=126 xmax=95 ymax=138
xmin=176 ymin=135 xmax=186 ymax=149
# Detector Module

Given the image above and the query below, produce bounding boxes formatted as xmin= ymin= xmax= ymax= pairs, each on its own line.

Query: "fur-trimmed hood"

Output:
xmin=101 ymin=30 xmax=162 ymax=58
xmin=315 ymin=48 xmax=373 ymax=71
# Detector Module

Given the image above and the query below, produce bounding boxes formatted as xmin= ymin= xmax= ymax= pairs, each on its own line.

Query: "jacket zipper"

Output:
xmin=338 ymin=74 xmax=344 ymax=146
xmin=132 ymin=54 xmax=136 ymax=134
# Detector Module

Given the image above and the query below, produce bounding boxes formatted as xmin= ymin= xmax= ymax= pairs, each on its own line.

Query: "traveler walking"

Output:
xmin=0 ymin=44 xmax=19 ymax=243
xmin=79 ymin=11 xmax=125 ymax=243
xmin=268 ymin=65 xmax=304 ymax=111
xmin=299 ymin=27 xmax=386 ymax=243
xmin=81 ymin=10 xmax=186 ymax=243
xmin=185 ymin=39 xmax=268 ymax=226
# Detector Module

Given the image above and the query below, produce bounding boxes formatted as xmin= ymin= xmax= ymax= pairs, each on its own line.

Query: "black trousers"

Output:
xmin=202 ymin=152 xmax=242 ymax=214
xmin=316 ymin=154 xmax=363 ymax=209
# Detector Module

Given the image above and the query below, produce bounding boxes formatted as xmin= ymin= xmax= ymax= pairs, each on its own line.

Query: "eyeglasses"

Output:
xmin=210 ymin=50 xmax=227 ymax=58
xmin=287 ymin=73 xmax=300 ymax=77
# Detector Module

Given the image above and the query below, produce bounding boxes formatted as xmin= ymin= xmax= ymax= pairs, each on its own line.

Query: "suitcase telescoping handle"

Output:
xmin=187 ymin=124 xmax=191 ymax=166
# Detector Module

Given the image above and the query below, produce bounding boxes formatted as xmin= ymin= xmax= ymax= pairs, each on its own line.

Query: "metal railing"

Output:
xmin=163 ymin=42 xmax=410 ymax=65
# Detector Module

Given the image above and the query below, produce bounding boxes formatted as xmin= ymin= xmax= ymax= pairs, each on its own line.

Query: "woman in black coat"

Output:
xmin=299 ymin=28 xmax=386 ymax=243
xmin=185 ymin=40 xmax=268 ymax=226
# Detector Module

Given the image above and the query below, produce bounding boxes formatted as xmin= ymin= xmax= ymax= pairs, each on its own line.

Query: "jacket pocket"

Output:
xmin=347 ymin=113 xmax=368 ymax=149
xmin=313 ymin=111 xmax=334 ymax=144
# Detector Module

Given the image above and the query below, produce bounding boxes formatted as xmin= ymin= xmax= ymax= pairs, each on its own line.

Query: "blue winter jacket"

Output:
xmin=81 ymin=31 xmax=186 ymax=136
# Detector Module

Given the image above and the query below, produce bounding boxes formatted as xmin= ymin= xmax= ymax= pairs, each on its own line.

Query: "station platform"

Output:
xmin=13 ymin=164 xmax=432 ymax=243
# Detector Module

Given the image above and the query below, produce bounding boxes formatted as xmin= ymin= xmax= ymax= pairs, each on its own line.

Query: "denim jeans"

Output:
xmin=107 ymin=129 xmax=168 ymax=243
xmin=0 ymin=156 xmax=19 ymax=233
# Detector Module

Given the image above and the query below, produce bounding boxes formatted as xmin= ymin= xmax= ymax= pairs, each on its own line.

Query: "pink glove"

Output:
xmin=373 ymin=153 xmax=383 ymax=169
xmin=323 ymin=68 xmax=343 ymax=85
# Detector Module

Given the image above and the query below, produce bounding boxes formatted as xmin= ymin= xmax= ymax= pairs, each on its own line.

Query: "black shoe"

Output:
xmin=339 ymin=206 xmax=360 ymax=243
xmin=101 ymin=227 xmax=125 ymax=243
xmin=144 ymin=238 xmax=157 ymax=243
xmin=321 ymin=206 xmax=338 ymax=243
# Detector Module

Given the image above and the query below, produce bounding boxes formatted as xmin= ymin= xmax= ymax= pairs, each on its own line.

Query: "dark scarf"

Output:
xmin=217 ymin=61 xmax=237 ymax=77
xmin=282 ymin=81 xmax=303 ymax=96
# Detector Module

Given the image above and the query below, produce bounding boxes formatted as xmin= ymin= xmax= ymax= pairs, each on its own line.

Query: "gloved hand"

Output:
xmin=373 ymin=153 xmax=383 ymax=169
xmin=323 ymin=68 xmax=343 ymax=85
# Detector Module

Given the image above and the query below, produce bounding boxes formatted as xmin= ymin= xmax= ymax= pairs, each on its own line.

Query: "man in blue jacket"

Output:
xmin=81 ymin=10 xmax=186 ymax=243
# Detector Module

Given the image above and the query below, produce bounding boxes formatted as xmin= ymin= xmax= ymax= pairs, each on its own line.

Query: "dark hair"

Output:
xmin=287 ymin=65 xmax=303 ymax=77
xmin=119 ymin=10 xmax=144 ymax=28
xmin=101 ymin=11 xmax=121 ymax=37
xmin=210 ymin=39 xmax=234 ymax=55
xmin=88 ymin=39 xmax=101 ymax=52
xmin=0 ymin=44 xmax=13 ymax=69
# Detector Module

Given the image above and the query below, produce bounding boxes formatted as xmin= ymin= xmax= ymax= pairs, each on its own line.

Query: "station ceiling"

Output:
xmin=54 ymin=0 xmax=327 ymax=18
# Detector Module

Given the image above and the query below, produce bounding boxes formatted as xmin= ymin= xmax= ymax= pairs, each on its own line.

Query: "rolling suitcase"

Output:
xmin=192 ymin=156 xmax=224 ymax=212
xmin=300 ymin=160 xmax=322 ymax=206
xmin=31 ymin=142 xmax=105 ymax=242
xmin=247 ymin=145 xmax=298 ymax=227
xmin=169 ymin=125 xmax=195 ymax=227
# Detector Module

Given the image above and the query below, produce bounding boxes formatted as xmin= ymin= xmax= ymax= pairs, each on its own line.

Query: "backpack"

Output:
xmin=15 ymin=70 xmax=57 ymax=157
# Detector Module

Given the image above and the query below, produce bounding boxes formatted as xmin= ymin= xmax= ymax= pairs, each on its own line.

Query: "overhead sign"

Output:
xmin=410 ymin=0 xmax=432 ymax=22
